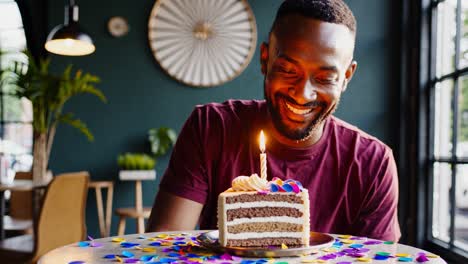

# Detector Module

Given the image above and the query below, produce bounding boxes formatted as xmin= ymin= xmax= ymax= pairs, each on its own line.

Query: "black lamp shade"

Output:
xmin=44 ymin=2 xmax=95 ymax=56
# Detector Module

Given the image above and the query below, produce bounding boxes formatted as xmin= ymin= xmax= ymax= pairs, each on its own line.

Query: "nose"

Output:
xmin=288 ymin=79 xmax=317 ymax=104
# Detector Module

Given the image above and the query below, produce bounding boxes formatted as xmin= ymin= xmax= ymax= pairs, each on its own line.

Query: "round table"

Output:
xmin=38 ymin=230 xmax=446 ymax=264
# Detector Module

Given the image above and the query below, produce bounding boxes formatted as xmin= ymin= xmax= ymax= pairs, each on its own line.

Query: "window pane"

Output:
xmin=0 ymin=95 xmax=32 ymax=122
xmin=434 ymin=79 xmax=454 ymax=157
xmin=2 ymin=123 xmax=33 ymax=154
xmin=0 ymin=2 xmax=23 ymax=30
xmin=436 ymin=0 xmax=457 ymax=77
xmin=433 ymin=162 xmax=452 ymax=242
xmin=459 ymin=75 xmax=468 ymax=157
xmin=455 ymin=164 xmax=468 ymax=251
xmin=0 ymin=28 xmax=26 ymax=51
xmin=460 ymin=0 xmax=468 ymax=68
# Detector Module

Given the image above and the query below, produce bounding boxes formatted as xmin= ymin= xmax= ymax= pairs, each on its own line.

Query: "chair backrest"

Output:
xmin=9 ymin=171 xmax=33 ymax=219
xmin=33 ymin=171 xmax=89 ymax=261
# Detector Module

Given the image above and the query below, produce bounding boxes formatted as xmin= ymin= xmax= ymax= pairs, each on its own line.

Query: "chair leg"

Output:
xmin=117 ymin=217 xmax=126 ymax=236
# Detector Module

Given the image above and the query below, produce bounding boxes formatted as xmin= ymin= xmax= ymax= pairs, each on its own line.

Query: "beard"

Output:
xmin=265 ymin=91 xmax=338 ymax=141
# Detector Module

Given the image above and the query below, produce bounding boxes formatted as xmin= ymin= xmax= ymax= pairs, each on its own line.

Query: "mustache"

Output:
xmin=278 ymin=95 xmax=327 ymax=108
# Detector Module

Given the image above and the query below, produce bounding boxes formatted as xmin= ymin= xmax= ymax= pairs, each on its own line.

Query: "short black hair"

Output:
xmin=271 ymin=0 xmax=357 ymax=35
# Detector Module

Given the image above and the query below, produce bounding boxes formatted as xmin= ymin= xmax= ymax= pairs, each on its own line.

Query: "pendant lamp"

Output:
xmin=45 ymin=0 xmax=95 ymax=56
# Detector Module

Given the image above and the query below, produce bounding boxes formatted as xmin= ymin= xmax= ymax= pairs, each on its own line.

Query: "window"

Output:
xmin=0 ymin=0 xmax=33 ymax=183
xmin=429 ymin=0 xmax=468 ymax=258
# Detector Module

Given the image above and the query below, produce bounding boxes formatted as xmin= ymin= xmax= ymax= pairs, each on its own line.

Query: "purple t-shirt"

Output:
xmin=159 ymin=100 xmax=401 ymax=241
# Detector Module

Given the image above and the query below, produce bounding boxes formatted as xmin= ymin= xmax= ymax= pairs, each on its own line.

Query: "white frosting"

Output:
xmin=224 ymin=201 xmax=305 ymax=210
xmin=226 ymin=216 xmax=304 ymax=225
xmin=231 ymin=173 xmax=269 ymax=191
xmin=225 ymin=232 xmax=304 ymax=239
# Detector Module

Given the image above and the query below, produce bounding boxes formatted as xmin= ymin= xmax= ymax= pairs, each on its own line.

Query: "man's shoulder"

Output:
xmin=193 ymin=99 xmax=265 ymax=120
xmin=195 ymin=99 xmax=265 ymax=112
xmin=329 ymin=116 xmax=392 ymax=156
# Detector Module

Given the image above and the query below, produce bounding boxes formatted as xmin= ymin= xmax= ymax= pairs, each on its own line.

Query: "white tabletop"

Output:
xmin=0 ymin=179 xmax=48 ymax=191
xmin=38 ymin=230 xmax=447 ymax=264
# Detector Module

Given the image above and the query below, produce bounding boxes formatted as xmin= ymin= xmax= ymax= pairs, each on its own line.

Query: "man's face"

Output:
xmin=261 ymin=15 xmax=357 ymax=141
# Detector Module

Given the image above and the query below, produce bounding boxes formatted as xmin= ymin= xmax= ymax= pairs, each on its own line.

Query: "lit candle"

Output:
xmin=259 ymin=130 xmax=267 ymax=180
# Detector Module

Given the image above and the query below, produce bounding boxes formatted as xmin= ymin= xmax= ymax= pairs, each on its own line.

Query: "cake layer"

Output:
xmin=227 ymin=207 xmax=302 ymax=220
xmin=225 ymin=193 xmax=303 ymax=203
xmin=227 ymin=222 xmax=303 ymax=233
xmin=226 ymin=216 xmax=304 ymax=225
xmin=226 ymin=237 xmax=303 ymax=247
xmin=224 ymin=201 xmax=305 ymax=210
xmin=225 ymin=231 xmax=304 ymax=239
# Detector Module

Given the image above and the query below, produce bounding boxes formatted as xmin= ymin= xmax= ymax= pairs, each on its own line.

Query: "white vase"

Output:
xmin=118 ymin=170 xmax=156 ymax=181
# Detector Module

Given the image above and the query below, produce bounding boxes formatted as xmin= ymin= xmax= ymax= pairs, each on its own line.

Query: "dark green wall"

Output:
xmin=47 ymin=0 xmax=400 ymax=237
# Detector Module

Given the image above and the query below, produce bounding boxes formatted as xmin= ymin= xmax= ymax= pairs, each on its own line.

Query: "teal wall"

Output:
xmin=47 ymin=0 xmax=400 ymax=237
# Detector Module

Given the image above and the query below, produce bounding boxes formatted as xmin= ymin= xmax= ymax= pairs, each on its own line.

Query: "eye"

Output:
xmin=274 ymin=65 xmax=298 ymax=76
xmin=315 ymin=75 xmax=338 ymax=85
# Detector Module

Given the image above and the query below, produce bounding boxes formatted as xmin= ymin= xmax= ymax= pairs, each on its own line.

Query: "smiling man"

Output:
xmin=148 ymin=0 xmax=401 ymax=241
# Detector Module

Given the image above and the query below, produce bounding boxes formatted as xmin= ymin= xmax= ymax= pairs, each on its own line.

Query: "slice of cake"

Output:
xmin=217 ymin=174 xmax=310 ymax=247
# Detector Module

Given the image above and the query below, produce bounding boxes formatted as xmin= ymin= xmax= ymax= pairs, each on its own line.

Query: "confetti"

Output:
xmin=375 ymin=251 xmax=390 ymax=256
xmin=336 ymin=262 xmax=352 ymax=264
xmin=338 ymin=235 xmax=352 ymax=239
xmin=363 ymin=240 xmax=382 ymax=245
xmin=319 ymin=253 xmax=337 ymax=260
xmin=103 ymin=254 xmax=116 ymax=259
xmin=340 ymin=239 xmax=353 ymax=244
xmin=321 ymin=247 xmax=337 ymax=252
xmin=383 ymin=241 xmax=394 ymax=245
xmin=112 ymin=237 xmax=125 ymax=243
xmin=416 ymin=255 xmax=430 ymax=262
xmin=90 ymin=242 xmax=103 ymax=247
xmin=121 ymin=242 xmax=140 ymax=248
xmin=220 ymin=253 xmax=233 ymax=260
xmin=398 ymin=257 xmax=413 ymax=262
xmin=121 ymin=251 xmax=134 ymax=258
xmin=68 ymin=261 xmax=85 ymax=264
xmin=374 ymin=255 xmax=390 ymax=260
xmin=140 ymin=255 xmax=157 ymax=261
xmin=77 ymin=241 xmax=90 ymax=247
xmin=349 ymin=244 xmax=364 ymax=248
xmin=281 ymin=243 xmax=288 ymax=249
xmin=142 ymin=247 xmax=157 ymax=252
xmin=395 ymin=253 xmax=410 ymax=257
xmin=356 ymin=257 xmax=372 ymax=262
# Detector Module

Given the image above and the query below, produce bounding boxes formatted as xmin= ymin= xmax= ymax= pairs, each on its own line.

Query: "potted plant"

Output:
xmin=148 ymin=127 xmax=177 ymax=158
xmin=0 ymin=51 xmax=106 ymax=183
xmin=117 ymin=153 xmax=156 ymax=180
xmin=116 ymin=127 xmax=177 ymax=181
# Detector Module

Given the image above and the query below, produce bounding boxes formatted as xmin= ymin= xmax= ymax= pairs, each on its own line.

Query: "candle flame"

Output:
xmin=259 ymin=130 xmax=266 ymax=153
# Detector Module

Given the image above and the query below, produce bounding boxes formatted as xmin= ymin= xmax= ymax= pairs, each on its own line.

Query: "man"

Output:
xmin=148 ymin=0 xmax=401 ymax=241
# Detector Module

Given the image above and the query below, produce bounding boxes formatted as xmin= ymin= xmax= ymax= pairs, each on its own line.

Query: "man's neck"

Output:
xmin=266 ymin=120 xmax=326 ymax=149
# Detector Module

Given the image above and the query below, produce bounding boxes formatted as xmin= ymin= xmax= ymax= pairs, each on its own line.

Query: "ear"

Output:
xmin=260 ymin=42 xmax=269 ymax=75
xmin=342 ymin=60 xmax=357 ymax=93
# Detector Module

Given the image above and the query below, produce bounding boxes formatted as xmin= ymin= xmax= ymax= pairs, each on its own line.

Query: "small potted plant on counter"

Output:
xmin=117 ymin=127 xmax=177 ymax=181
xmin=117 ymin=153 xmax=156 ymax=180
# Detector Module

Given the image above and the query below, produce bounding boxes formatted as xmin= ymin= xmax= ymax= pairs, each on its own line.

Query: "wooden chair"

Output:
xmin=115 ymin=179 xmax=152 ymax=235
xmin=0 ymin=171 xmax=89 ymax=264
xmin=4 ymin=171 xmax=33 ymax=237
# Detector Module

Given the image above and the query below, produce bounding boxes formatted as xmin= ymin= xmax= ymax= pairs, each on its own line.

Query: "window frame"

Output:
xmin=421 ymin=0 xmax=468 ymax=262
xmin=0 ymin=0 xmax=33 ymax=178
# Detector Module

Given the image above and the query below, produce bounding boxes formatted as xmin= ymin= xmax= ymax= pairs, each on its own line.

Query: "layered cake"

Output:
xmin=217 ymin=174 xmax=310 ymax=247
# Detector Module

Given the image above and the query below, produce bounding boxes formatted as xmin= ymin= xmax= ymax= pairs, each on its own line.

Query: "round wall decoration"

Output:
xmin=148 ymin=0 xmax=257 ymax=87
xmin=108 ymin=16 xmax=129 ymax=37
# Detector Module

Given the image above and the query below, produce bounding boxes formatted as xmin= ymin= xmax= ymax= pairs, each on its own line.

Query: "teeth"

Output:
xmin=286 ymin=102 xmax=312 ymax=115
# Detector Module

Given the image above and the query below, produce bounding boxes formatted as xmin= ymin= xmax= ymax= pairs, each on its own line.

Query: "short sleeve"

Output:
xmin=353 ymin=149 xmax=401 ymax=241
xmin=158 ymin=107 xmax=212 ymax=204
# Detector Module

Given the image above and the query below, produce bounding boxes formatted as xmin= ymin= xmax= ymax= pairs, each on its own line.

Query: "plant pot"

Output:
xmin=119 ymin=170 xmax=156 ymax=181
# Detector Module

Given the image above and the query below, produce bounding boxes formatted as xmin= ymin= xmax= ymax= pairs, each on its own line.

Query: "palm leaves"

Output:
xmin=2 ymin=51 xmax=106 ymax=138
xmin=0 ymin=51 xmax=106 ymax=173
